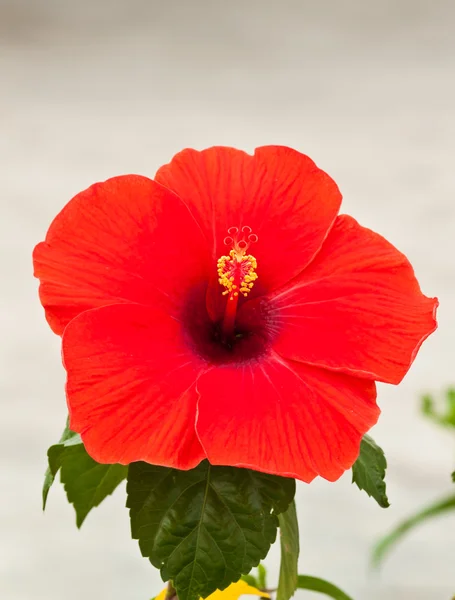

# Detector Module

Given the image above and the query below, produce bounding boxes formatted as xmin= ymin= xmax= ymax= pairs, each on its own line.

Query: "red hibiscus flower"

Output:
xmin=33 ymin=146 xmax=438 ymax=482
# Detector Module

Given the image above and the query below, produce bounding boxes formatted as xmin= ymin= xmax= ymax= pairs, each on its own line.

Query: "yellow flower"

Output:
xmin=155 ymin=580 xmax=270 ymax=600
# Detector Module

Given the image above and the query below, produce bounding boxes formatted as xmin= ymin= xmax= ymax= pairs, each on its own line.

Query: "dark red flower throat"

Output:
xmin=183 ymin=225 xmax=272 ymax=365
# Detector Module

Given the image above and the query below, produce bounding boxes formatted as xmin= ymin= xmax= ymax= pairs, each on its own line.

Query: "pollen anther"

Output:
xmin=216 ymin=227 xmax=259 ymax=301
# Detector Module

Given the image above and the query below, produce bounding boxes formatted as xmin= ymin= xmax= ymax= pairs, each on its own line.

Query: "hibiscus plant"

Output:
xmin=33 ymin=146 xmax=438 ymax=599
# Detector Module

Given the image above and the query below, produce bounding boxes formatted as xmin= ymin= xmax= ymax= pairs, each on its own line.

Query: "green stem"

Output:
xmin=297 ymin=575 xmax=354 ymax=600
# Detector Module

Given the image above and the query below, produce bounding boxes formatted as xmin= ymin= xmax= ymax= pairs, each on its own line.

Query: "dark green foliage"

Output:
xmin=127 ymin=461 xmax=295 ymax=600
xmin=352 ymin=435 xmax=389 ymax=508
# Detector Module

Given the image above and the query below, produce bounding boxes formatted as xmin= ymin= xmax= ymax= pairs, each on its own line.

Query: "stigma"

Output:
xmin=217 ymin=226 xmax=258 ymax=300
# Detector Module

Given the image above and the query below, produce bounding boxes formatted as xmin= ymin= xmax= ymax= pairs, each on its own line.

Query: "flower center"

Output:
xmin=217 ymin=226 xmax=258 ymax=338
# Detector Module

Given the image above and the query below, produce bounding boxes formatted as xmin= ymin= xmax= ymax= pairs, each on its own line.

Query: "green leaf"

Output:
xmin=452 ymin=471 xmax=455 ymax=483
xmin=277 ymin=500 xmax=299 ymax=600
xmin=127 ymin=461 xmax=295 ymax=600
xmin=373 ymin=493 xmax=455 ymax=566
xmin=351 ymin=435 xmax=389 ymax=508
xmin=59 ymin=444 xmax=127 ymax=527
xmin=43 ymin=469 xmax=54 ymax=510
xmin=421 ymin=388 xmax=455 ymax=428
xmin=42 ymin=419 xmax=79 ymax=509
xmin=296 ymin=575 xmax=354 ymax=600
xmin=43 ymin=420 xmax=127 ymax=526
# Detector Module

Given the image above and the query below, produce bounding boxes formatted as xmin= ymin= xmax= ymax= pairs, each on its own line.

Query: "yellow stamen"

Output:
xmin=216 ymin=252 xmax=258 ymax=300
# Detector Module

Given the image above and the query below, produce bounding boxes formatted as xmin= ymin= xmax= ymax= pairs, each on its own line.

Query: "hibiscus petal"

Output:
xmin=62 ymin=303 xmax=206 ymax=468
xmin=266 ymin=215 xmax=438 ymax=384
xmin=196 ymin=354 xmax=378 ymax=482
xmin=155 ymin=146 xmax=342 ymax=292
xmin=33 ymin=175 xmax=210 ymax=334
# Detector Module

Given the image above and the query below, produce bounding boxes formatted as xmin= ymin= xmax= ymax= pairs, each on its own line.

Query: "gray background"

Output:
xmin=1 ymin=1 xmax=454 ymax=599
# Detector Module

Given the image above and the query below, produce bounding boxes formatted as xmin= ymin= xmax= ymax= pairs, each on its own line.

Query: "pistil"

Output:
xmin=217 ymin=226 xmax=258 ymax=339
xmin=221 ymin=284 xmax=240 ymax=339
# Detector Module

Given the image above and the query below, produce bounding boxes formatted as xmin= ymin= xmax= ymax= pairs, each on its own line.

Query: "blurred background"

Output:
xmin=1 ymin=0 xmax=454 ymax=598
